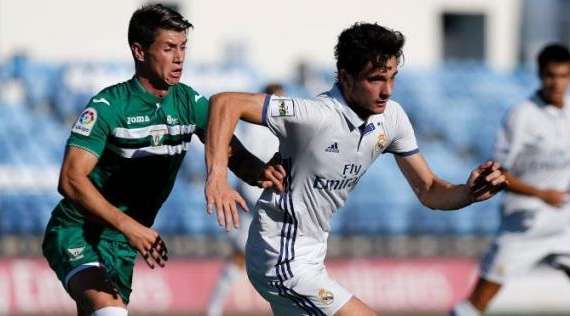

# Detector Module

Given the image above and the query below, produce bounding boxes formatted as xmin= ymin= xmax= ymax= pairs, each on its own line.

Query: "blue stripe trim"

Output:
xmin=273 ymin=282 xmax=324 ymax=316
xmin=287 ymin=287 xmax=327 ymax=316
xmin=275 ymin=158 xmax=296 ymax=282
xmin=261 ymin=94 xmax=271 ymax=126
xmin=388 ymin=148 xmax=419 ymax=157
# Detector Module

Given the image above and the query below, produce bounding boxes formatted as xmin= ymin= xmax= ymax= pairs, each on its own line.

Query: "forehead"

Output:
xmin=360 ymin=57 xmax=398 ymax=76
xmin=152 ymin=29 xmax=187 ymax=45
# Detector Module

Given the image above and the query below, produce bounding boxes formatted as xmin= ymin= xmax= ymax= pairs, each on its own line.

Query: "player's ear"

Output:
xmin=339 ymin=69 xmax=353 ymax=90
xmin=131 ymin=42 xmax=145 ymax=63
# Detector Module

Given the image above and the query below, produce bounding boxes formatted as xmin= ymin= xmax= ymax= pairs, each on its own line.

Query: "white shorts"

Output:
xmin=480 ymin=229 xmax=570 ymax=283
xmin=246 ymin=264 xmax=352 ymax=316
xmin=227 ymin=211 xmax=253 ymax=253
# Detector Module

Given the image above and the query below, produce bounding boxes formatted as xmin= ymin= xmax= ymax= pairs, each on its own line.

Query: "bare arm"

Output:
xmin=502 ymin=171 xmax=567 ymax=207
xmin=59 ymin=146 xmax=167 ymax=268
xmin=395 ymin=154 xmax=506 ymax=210
xmin=205 ymin=92 xmax=271 ymax=230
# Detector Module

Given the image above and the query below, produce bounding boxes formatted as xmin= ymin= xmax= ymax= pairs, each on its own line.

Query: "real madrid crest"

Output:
xmin=375 ymin=122 xmax=387 ymax=152
xmin=318 ymin=288 xmax=334 ymax=305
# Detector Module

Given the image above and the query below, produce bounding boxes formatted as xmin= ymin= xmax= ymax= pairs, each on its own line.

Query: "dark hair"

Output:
xmin=335 ymin=22 xmax=405 ymax=77
xmin=262 ymin=83 xmax=284 ymax=95
xmin=128 ymin=4 xmax=193 ymax=48
xmin=537 ymin=43 xmax=570 ymax=74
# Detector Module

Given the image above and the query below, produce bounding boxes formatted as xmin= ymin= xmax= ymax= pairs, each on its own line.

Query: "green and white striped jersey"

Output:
xmin=52 ymin=78 xmax=208 ymax=241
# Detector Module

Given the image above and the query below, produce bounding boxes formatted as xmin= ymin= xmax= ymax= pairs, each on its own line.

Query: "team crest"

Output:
xmin=375 ymin=123 xmax=387 ymax=152
xmin=149 ymin=127 xmax=168 ymax=147
xmin=71 ymin=107 xmax=97 ymax=136
xmin=318 ymin=288 xmax=334 ymax=305
xmin=271 ymin=98 xmax=295 ymax=117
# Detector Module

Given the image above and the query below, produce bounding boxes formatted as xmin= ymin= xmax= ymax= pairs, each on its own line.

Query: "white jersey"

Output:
xmin=246 ymin=84 xmax=418 ymax=280
xmin=235 ymin=122 xmax=279 ymax=204
xmin=494 ymin=93 xmax=570 ymax=236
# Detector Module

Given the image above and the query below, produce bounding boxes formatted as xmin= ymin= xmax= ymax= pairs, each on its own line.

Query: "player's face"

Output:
xmin=341 ymin=57 xmax=398 ymax=117
xmin=145 ymin=29 xmax=187 ymax=86
xmin=540 ymin=62 xmax=570 ymax=106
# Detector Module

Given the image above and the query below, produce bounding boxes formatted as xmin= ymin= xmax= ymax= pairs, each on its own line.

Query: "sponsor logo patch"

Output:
xmin=271 ymin=98 xmax=295 ymax=117
xmin=71 ymin=107 xmax=97 ymax=136
xmin=127 ymin=115 xmax=150 ymax=125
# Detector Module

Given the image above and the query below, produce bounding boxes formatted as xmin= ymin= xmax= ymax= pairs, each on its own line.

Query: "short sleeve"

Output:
xmin=494 ymin=106 xmax=527 ymax=169
xmin=385 ymin=103 xmax=419 ymax=156
xmin=67 ymin=97 xmax=115 ymax=158
xmin=190 ymin=92 xmax=209 ymax=130
xmin=262 ymin=95 xmax=324 ymax=140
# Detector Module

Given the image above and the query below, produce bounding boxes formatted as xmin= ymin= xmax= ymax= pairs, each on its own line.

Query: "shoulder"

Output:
xmin=174 ymin=82 xmax=207 ymax=103
xmin=86 ymin=81 xmax=131 ymax=114
xmin=506 ymin=99 xmax=537 ymax=121
xmin=383 ymin=99 xmax=411 ymax=123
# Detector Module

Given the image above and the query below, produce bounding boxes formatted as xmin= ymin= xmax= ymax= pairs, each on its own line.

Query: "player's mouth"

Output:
xmin=170 ymin=68 xmax=183 ymax=79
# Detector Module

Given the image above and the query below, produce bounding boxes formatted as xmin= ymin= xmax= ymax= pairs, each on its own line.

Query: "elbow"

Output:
xmin=209 ymin=93 xmax=230 ymax=109
xmin=58 ymin=172 xmax=80 ymax=200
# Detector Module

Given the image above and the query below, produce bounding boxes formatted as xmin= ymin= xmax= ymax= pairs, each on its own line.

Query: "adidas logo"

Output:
xmin=325 ymin=142 xmax=339 ymax=153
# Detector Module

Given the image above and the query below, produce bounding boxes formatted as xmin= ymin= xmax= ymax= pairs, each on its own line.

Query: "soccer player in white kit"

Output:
xmin=205 ymin=23 xmax=507 ymax=316
xmin=451 ymin=44 xmax=570 ymax=316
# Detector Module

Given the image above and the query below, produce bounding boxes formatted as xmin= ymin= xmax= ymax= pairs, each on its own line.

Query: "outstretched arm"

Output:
xmin=59 ymin=146 xmax=167 ymax=268
xmin=502 ymin=171 xmax=567 ymax=207
xmin=395 ymin=153 xmax=506 ymax=210
xmin=205 ymin=93 xmax=269 ymax=230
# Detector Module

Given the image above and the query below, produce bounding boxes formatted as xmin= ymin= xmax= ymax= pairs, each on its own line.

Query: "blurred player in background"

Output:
xmin=206 ymin=83 xmax=283 ymax=316
xmin=41 ymin=4 xmax=284 ymax=316
xmin=451 ymin=44 xmax=570 ymax=316
xmin=205 ymin=22 xmax=507 ymax=316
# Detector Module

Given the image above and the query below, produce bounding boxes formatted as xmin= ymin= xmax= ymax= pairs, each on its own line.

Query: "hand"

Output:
xmin=257 ymin=153 xmax=287 ymax=192
xmin=205 ymin=174 xmax=248 ymax=231
xmin=538 ymin=189 xmax=568 ymax=207
xmin=467 ymin=161 xmax=507 ymax=202
xmin=121 ymin=219 xmax=168 ymax=269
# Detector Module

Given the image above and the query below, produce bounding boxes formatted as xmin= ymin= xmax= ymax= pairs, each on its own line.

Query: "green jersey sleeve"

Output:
xmin=189 ymin=90 xmax=210 ymax=130
xmin=67 ymin=97 xmax=116 ymax=158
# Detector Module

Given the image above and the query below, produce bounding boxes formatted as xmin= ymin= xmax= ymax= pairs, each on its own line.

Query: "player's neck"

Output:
xmin=539 ymin=90 xmax=565 ymax=108
xmin=135 ymin=74 xmax=170 ymax=98
xmin=338 ymin=83 xmax=372 ymax=120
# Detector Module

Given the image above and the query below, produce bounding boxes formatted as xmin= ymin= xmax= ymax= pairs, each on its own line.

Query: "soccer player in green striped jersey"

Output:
xmin=41 ymin=4 xmax=285 ymax=316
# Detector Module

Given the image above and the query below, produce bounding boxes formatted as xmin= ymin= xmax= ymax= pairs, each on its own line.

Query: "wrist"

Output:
xmin=208 ymin=165 xmax=228 ymax=178
xmin=465 ymin=184 xmax=476 ymax=206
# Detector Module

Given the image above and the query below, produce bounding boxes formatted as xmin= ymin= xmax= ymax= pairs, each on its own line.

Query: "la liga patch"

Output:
xmin=72 ymin=107 xmax=97 ymax=136
xmin=271 ymin=98 xmax=295 ymax=117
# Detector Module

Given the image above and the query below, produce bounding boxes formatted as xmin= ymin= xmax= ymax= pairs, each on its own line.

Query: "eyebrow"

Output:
xmin=165 ymin=39 xmax=187 ymax=47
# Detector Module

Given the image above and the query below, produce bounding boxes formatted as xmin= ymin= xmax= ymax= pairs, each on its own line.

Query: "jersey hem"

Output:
xmin=67 ymin=143 xmax=101 ymax=158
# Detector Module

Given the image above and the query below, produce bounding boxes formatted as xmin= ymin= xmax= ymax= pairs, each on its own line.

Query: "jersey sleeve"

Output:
xmin=189 ymin=90 xmax=210 ymax=130
xmin=385 ymin=103 xmax=419 ymax=156
xmin=67 ymin=97 xmax=115 ymax=158
xmin=262 ymin=95 xmax=324 ymax=140
xmin=493 ymin=105 xmax=527 ymax=169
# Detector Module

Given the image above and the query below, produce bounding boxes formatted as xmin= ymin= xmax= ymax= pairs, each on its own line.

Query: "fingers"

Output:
xmin=261 ymin=167 xmax=285 ymax=192
xmin=470 ymin=161 xmax=507 ymax=201
xmin=141 ymin=235 xmax=168 ymax=269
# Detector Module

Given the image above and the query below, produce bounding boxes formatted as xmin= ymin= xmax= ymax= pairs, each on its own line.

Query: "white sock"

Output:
xmin=207 ymin=262 xmax=242 ymax=316
xmin=91 ymin=306 xmax=128 ymax=316
xmin=450 ymin=300 xmax=480 ymax=316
